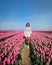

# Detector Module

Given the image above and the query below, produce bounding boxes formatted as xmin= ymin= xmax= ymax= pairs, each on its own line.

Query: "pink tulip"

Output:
xmin=7 ymin=58 xmax=10 ymax=64
xmin=48 ymin=58 xmax=50 ymax=63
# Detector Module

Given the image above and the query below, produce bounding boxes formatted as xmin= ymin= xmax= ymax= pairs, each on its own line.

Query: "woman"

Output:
xmin=24 ymin=23 xmax=32 ymax=48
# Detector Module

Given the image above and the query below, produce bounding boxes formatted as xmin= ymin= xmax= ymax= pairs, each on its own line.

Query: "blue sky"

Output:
xmin=0 ymin=0 xmax=52 ymax=30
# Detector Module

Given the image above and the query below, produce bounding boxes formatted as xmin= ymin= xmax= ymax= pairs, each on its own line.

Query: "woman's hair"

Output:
xmin=26 ymin=23 xmax=30 ymax=27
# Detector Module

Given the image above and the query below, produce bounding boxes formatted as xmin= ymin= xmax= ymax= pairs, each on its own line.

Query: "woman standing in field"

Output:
xmin=24 ymin=23 xmax=32 ymax=48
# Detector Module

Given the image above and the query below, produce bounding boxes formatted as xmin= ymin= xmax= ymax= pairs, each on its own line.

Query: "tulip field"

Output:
xmin=0 ymin=30 xmax=25 ymax=65
xmin=30 ymin=31 xmax=52 ymax=65
xmin=0 ymin=30 xmax=52 ymax=65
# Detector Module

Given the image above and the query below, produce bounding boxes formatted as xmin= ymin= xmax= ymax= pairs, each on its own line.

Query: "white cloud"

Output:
xmin=0 ymin=22 xmax=17 ymax=26
xmin=0 ymin=21 xmax=25 ymax=30
xmin=31 ymin=23 xmax=52 ymax=30
xmin=31 ymin=24 xmax=51 ymax=27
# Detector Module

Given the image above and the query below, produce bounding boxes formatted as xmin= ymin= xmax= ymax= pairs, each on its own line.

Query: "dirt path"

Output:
xmin=21 ymin=43 xmax=31 ymax=65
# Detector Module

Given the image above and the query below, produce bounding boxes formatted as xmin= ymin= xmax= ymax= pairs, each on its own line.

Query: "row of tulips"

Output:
xmin=0 ymin=30 xmax=23 ymax=40
xmin=0 ymin=31 xmax=25 ymax=65
xmin=30 ymin=31 xmax=52 ymax=65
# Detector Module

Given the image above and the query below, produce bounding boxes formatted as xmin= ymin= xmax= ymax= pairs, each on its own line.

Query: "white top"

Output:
xmin=24 ymin=27 xmax=32 ymax=37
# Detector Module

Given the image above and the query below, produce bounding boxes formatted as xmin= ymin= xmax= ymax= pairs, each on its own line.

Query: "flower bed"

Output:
xmin=29 ymin=31 xmax=52 ymax=65
xmin=0 ymin=31 xmax=25 ymax=65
